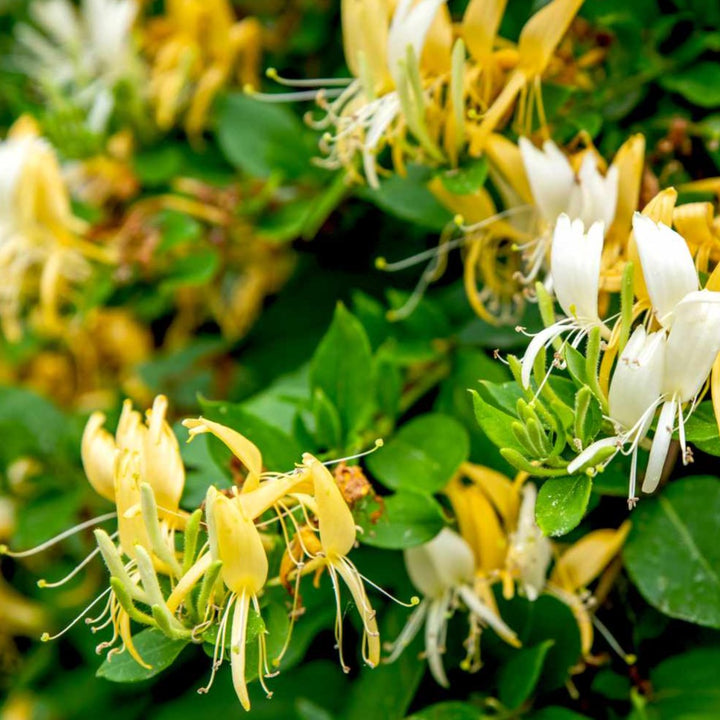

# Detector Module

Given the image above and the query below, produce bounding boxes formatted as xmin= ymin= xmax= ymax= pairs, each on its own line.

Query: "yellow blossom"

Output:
xmin=144 ymin=0 xmax=263 ymax=136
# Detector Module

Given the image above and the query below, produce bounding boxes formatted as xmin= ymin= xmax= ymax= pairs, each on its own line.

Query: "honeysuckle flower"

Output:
xmin=520 ymin=214 xmax=606 ymax=388
xmin=387 ymin=528 xmax=518 ymax=688
xmin=15 ymin=0 xmax=140 ymax=133
xmin=632 ymin=213 xmax=699 ymax=328
xmin=548 ymin=521 xmax=631 ymax=656
xmin=505 ymin=484 xmax=552 ymax=601
xmin=520 ymin=138 xmax=619 ymax=232
xmin=203 ymin=487 xmax=271 ymax=711
xmin=84 ymin=396 xmax=186 ymax=521
xmin=631 ymin=213 xmax=720 ymax=492
xmin=144 ymin=0 xmax=262 ymax=136
xmin=467 ymin=0 xmax=584 ymax=150
xmin=298 ymin=455 xmax=381 ymax=671
xmin=569 ymin=324 xmax=666 ymax=499
xmin=569 ymin=325 xmax=666 ymax=506
xmin=0 ymin=118 xmax=114 ymax=340
xmin=643 ymin=290 xmax=720 ymax=493
xmin=261 ymin=0 xmax=449 ymax=187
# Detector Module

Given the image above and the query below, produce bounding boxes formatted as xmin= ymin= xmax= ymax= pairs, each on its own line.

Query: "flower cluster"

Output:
xmin=516 ymin=192 xmax=720 ymax=505
xmin=263 ymin=0 xmax=590 ymax=187
xmin=2 ymin=397 xmax=385 ymax=712
xmin=386 ymin=463 xmax=629 ymax=685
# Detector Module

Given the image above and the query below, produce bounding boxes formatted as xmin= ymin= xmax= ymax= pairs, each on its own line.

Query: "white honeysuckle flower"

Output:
xmin=506 ymin=484 xmax=552 ymax=601
xmin=386 ymin=528 xmax=517 ymax=687
xmin=569 ymin=326 xmax=666 ymax=506
xmin=632 ymin=213 xmax=698 ymax=328
xmin=15 ymin=0 xmax=139 ymax=133
xmin=519 ymin=137 xmax=576 ymax=226
xmin=608 ymin=326 xmax=666 ymax=436
xmin=550 ymin=215 xmax=603 ymax=323
xmin=643 ymin=290 xmax=720 ymax=494
xmin=519 ymin=138 xmax=619 ymax=231
xmin=520 ymin=215 xmax=606 ymax=388
xmin=567 ymin=151 xmax=619 ymax=231
xmin=663 ymin=290 xmax=720 ymax=403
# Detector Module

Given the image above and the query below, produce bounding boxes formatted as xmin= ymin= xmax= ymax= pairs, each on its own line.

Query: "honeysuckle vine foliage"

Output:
xmin=3 ymin=0 xmax=720 ymax=719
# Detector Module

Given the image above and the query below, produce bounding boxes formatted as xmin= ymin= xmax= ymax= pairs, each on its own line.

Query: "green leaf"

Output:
xmin=535 ymin=476 xmax=592 ymax=537
xmin=406 ymin=702 xmax=485 ymax=719
xmin=216 ymin=93 xmax=315 ymax=178
xmin=624 ymin=476 xmax=720 ymax=628
xmin=471 ymin=389 xmax=527 ymax=455
xmin=498 ymin=640 xmax=554 ymax=710
xmin=359 ymin=165 xmax=453 ymax=231
xmin=527 ymin=709 xmax=591 ymax=720
xmin=644 ymin=647 xmax=720 ymax=719
xmin=160 ymin=250 xmax=219 ymax=292
xmin=682 ymin=401 xmax=720 ymax=456
xmin=366 ymin=414 xmax=469 ymax=493
xmin=96 ymin=629 xmax=188 ymax=682
xmin=311 ymin=387 xmax=344 ymax=450
xmin=437 ymin=157 xmax=489 ymax=195
xmin=310 ymin=304 xmax=375 ymax=442
xmin=133 ymin=146 xmax=184 ymax=187
xmin=661 ymin=62 xmax=720 ymax=107
xmin=356 ymin=491 xmax=445 ymax=549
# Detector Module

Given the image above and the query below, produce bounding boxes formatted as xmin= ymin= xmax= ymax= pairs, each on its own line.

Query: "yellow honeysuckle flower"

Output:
xmin=302 ymin=455 xmax=380 ymax=670
xmin=548 ymin=521 xmax=631 ymax=655
xmin=0 ymin=117 xmax=115 ymax=341
xmin=144 ymin=0 xmax=262 ymax=136
xmin=467 ymin=0 xmax=584 ymax=151
xmin=204 ymin=488 xmax=270 ymax=711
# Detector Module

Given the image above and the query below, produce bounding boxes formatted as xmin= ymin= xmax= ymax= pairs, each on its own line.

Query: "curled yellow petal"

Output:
xmin=517 ymin=0 xmax=584 ymax=76
xmin=183 ymin=417 xmax=263 ymax=489
xmin=341 ymin=0 xmax=391 ymax=90
xmin=461 ymin=0 xmax=508 ymax=65
xmin=306 ymin=454 xmax=356 ymax=558
xmin=606 ymin=134 xmax=645 ymax=241
xmin=550 ymin=521 xmax=631 ymax=592
xmin=446 ymin=475 xmax=507 ymax=574
xmin=81 ymin=412 xmax=117 ymax=503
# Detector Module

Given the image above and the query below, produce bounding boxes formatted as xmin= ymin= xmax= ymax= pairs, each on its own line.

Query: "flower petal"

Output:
xmin=642 ymin=398 xmax=677 ymax=494
xmin=663 ymin=289 xmax=720 ymax=402
xmin=632 ymin=213 xmax=698 ymax=327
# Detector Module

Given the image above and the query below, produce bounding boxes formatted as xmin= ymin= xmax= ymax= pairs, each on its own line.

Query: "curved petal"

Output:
xmin=608 ymin=326 xmax=666 ymax=433
xmin=642 ymin=398 xmax=677 ymax=494
xmin=664 ymin=289 xmax=720 ymax=402
xmin=550 ymin=215 xmax=603 ymax=322
xmin=632 ymin=213 xmax=698 ymax=327
xmin=519 ymin=138 xmax=575 ymax=225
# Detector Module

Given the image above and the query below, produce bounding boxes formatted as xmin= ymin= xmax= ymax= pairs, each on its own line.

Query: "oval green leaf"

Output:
xmin=366 ymin=413 xmax=469 ymax=493
xmin=356 ymin=491 xmax=445 ymax=549
xmin=624 ymin=476 xmax=720 ymax=628
xmin=535 ymin=475 xmax=592 ymax=537
xmin=96 ymin=629 xmax=188 ymax=683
